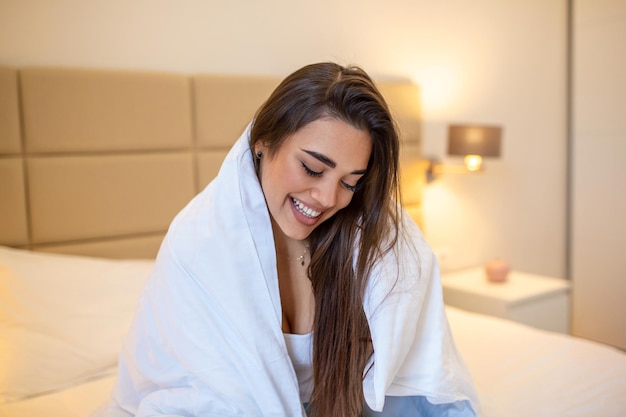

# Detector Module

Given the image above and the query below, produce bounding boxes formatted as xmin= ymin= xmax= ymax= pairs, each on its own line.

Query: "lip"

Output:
xmin=290 ymin=197 xmax=323 ymax=226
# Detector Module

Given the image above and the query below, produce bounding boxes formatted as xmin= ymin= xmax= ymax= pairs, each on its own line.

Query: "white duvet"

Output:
xmin=95 ymin=126 xmax=479 ymax=416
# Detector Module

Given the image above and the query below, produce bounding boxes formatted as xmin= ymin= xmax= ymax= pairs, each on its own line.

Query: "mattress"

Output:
xmin=1 ymin=246 xmax=625 ymax=417
xmin=445 ymin=306 xmax=626 ymax=417
xmin=0 ymin=375 xmax=116 ymax=417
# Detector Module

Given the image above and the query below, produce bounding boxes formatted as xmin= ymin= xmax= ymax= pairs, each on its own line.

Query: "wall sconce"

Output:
xmin=426 ymin=124 xmax=502 ymax=182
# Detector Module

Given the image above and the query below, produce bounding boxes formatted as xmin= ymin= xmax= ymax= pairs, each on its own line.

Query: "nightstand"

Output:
xmin=441 ymin=268 xmax=571 ymax=333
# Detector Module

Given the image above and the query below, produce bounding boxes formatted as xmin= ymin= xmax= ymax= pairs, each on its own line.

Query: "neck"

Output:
xmin=270 ymin=219 xmax=309 ymax=263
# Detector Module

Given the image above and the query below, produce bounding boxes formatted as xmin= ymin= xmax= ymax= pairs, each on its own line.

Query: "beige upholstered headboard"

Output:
xmin=0 ymin=66 xmax=422 ymax=259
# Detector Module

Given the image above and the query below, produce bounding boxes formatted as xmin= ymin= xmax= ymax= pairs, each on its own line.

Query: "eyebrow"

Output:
xmin=302 ymin=149 xmax=367 ymax=175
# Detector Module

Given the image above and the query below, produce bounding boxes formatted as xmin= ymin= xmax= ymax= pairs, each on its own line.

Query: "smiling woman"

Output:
xmin=96 ymin=62 xmax=480 ymax=417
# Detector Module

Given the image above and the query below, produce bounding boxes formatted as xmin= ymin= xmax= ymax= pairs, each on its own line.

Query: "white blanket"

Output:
xmin=98 ymin=126 xmax=480 ymax=416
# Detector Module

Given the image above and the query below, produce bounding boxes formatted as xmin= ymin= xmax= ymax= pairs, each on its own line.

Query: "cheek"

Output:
xmin=335 ymin=191 xmax=356 ymax=212
xmin=261 ymin=161 xmax=297 ymax=200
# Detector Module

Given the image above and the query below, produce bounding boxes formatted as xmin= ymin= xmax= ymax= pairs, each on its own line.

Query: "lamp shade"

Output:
xmin=447 ymin=124 xmax=502 ymax=157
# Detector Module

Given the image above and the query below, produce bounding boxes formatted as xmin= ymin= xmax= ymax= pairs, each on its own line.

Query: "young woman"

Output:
xmin=97 ymin=63 xmax=479 ymax=417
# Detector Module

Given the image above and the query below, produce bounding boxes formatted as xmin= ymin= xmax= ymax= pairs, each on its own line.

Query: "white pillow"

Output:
xmin=0 ymin=246 xmax=154 ymax=403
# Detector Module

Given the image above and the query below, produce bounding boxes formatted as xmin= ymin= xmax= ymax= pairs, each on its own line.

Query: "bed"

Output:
xmin=1 ymin=66 xmax=625 ymax=417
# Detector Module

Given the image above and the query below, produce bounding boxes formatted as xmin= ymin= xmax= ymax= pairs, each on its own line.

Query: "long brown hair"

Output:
xmin=250 ymin=62 xmax=401 ymax=417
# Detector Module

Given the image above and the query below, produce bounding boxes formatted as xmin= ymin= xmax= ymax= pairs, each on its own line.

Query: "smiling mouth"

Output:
xmin=291 ymin=197 xmax=322 ymax=219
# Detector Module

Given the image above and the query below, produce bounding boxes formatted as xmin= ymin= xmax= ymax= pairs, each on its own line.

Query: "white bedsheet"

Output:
xmin=2 ymin=308 xmax=625 ymax=417
xmin=0 ymin=374 xmax=116 ymax=417
xmin=446 ymin=306 xmax=626 ymax=417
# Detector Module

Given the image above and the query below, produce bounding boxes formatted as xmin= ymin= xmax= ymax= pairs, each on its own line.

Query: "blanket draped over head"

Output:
xmin=100 ymin=125 xmax=480 ymax=417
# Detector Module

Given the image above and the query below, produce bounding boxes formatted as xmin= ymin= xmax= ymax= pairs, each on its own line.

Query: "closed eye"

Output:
xmin=342 ymin=181 xmax=358 ymax=192
xmin=301 ymin=160 xmax=361 ymax=192
xmin=301 ymin=162 xmax=322 ymax=177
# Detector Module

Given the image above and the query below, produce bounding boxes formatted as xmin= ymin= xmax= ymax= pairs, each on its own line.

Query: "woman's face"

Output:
xmin=256 ymin=117 xmax=372 ymax=241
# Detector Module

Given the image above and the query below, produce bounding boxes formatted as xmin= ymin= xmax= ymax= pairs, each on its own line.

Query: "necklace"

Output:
xmin=283 ymin=241 xmax=309 ymax=267
xmin=287 ymin=247 xmax=308 ymax=266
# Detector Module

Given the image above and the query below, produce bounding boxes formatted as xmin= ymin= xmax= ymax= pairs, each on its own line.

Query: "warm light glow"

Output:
xmin=464 ymin=155 xmax=482 ymax=171
xmin=411 ymin=66 xmax=459 ymax=115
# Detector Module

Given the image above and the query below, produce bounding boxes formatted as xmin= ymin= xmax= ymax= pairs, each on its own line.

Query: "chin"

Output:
xmin=286 ymin=228 xmax=313 ymax=241
xmin=272 ymin=217 xmax=311 ymax=241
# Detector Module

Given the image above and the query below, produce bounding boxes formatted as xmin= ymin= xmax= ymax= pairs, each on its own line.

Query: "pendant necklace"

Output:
xmin=287 ymin=248 xmax=308 ymax=266
xmin=286 ymin=243 xmax=309 ymax=267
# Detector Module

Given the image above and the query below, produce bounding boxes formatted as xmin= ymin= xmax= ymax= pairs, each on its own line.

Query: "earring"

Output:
xmin=256 ymin=150 xmax=263 ymax=159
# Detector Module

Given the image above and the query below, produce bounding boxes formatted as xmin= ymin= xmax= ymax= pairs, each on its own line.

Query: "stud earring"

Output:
xmin=256 ymin=151 xmax=263 ymax=159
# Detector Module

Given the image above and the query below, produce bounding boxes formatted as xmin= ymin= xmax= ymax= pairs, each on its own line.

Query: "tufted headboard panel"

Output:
xmin=0 ymin=66 xmax=422 ymax=259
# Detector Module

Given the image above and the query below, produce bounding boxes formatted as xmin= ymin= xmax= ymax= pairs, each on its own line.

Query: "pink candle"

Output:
xmin=485 ymin=259 xmax=510 ymax=283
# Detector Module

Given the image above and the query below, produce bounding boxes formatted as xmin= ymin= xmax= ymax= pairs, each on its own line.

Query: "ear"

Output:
xmin=254 ymin=141 xmax=268 ymax=159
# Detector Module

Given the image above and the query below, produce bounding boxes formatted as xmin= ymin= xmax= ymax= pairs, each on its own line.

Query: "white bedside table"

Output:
xmin=441 ymin=268 xmax=571 ymax=333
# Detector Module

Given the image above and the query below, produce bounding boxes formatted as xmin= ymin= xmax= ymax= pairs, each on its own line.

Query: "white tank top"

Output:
xmin=283 ymin=332 xmax=314 ymax=403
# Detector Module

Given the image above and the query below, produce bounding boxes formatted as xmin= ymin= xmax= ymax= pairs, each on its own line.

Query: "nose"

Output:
xmin=311 ymin=178 xmax=339 ymax=208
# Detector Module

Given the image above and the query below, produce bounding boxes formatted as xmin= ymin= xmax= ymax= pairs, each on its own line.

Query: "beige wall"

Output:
xmin=0 ymin=1 xmax=566 ymax=275
xmin=571 ymin=0 xmax=626 ymax=349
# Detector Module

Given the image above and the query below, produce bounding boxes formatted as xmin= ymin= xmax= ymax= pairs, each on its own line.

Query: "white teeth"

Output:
xmin=292 ymin=198 xmax=321 ymax=218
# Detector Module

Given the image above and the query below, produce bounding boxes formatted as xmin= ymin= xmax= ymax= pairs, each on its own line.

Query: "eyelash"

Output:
xmin=343 ymin=183 xmax=358 ymax=193
xmin=300 ymin=162 xmax=358 ymax=193
xmin=301 ymin=162 xmax=322 ymax=178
